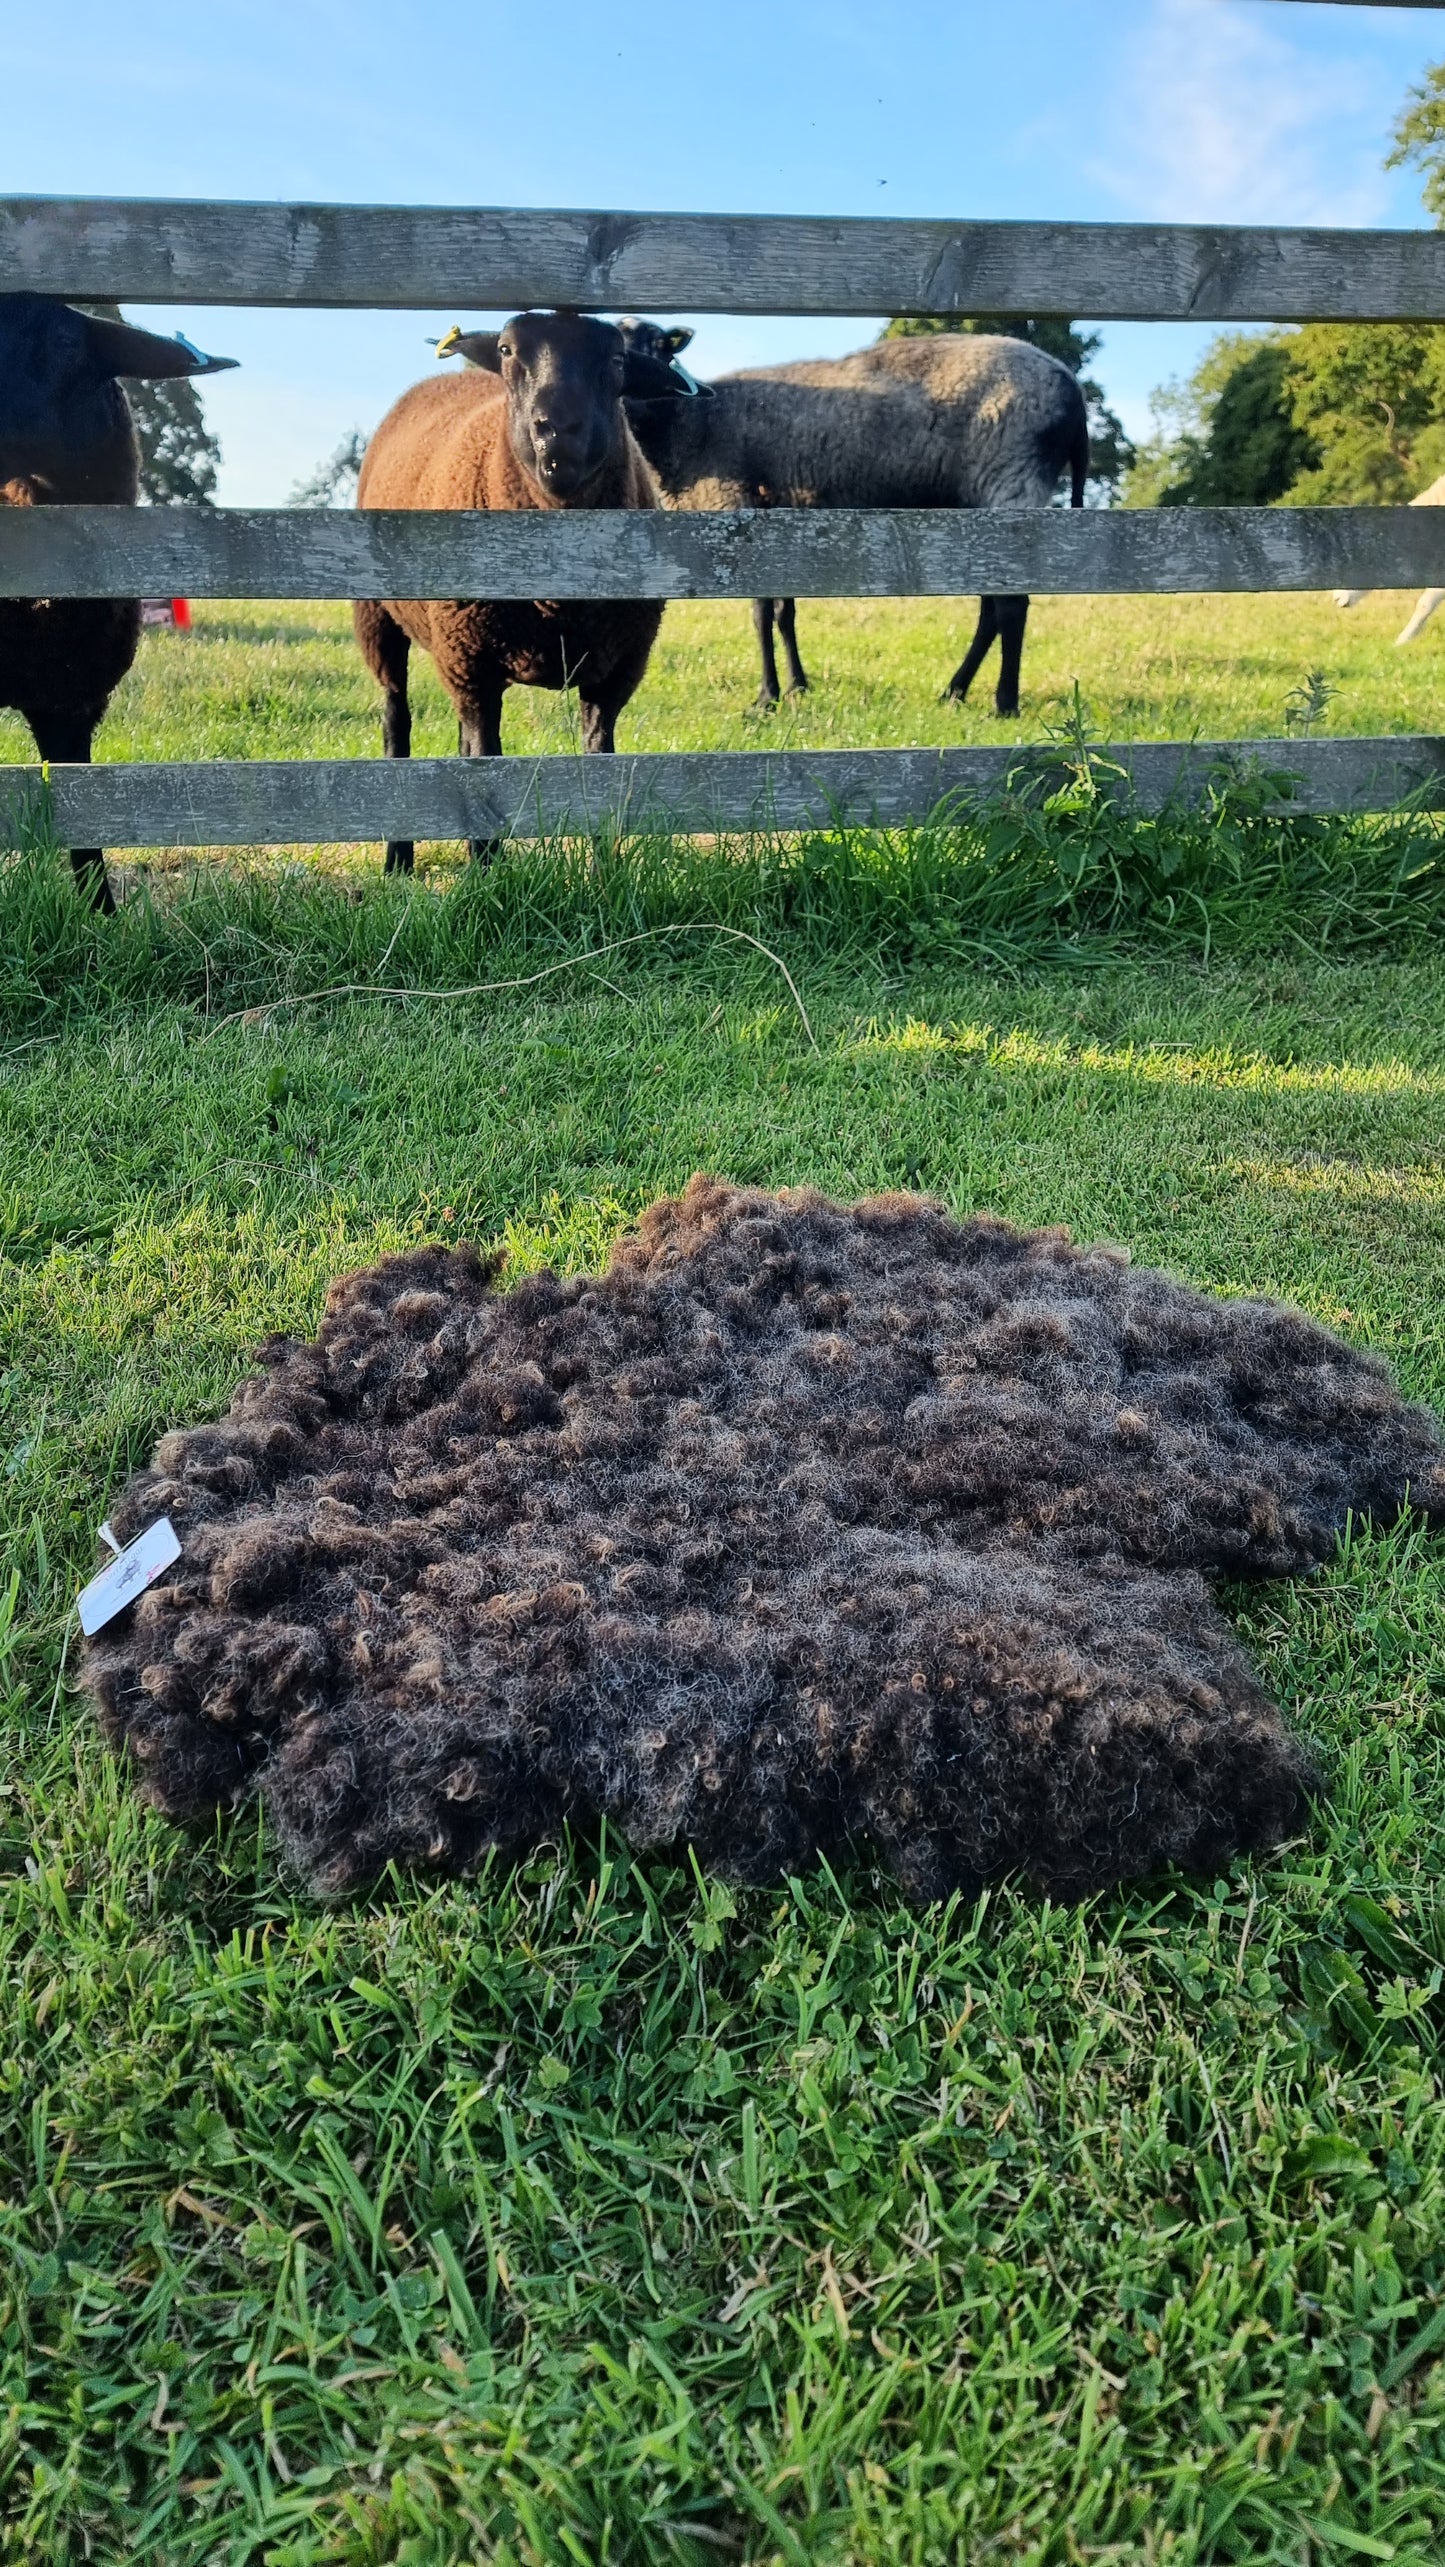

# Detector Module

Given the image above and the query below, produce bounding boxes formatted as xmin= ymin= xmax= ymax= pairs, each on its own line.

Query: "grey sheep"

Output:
xmin=0 ymin=293 xmax=235 ymax=910
xmin=616 ymin=322 xmax=1089 ymax=714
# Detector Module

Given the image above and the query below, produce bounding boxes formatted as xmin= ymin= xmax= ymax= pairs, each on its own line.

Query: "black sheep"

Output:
xmin=84 ymin=1180 xmax=1445 ymax=1905
xmin=613 ymin=319 xmax=1089 ymax=716
xmin=0 ymin=293 xmax=236 ymax=910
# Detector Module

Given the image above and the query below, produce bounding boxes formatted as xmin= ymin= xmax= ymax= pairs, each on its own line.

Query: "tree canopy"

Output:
xmin=1123 ymin=324 xmax=1445 ymax=510
xmin=1122 ymin=58 xmax=1445 ymax=512
xmin=1122 ymin=335 xmax=1319 ymax=508
xmin=1388 ymin=60 xmax=1445 ymax=224
xmin=288 ymin=431 xmax=368 ymax=508
xmin=1282 ymin=325 xmax=1445 ymax=506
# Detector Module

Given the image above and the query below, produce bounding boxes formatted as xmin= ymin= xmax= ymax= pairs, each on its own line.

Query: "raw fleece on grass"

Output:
xmin=84 ymin=1178 xmax=1445 ymax=1902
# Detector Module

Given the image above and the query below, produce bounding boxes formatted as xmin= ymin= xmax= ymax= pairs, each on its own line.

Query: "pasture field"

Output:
xmin=2 ymin=594 xmax=1445 ymax=2562
xmin=1 ymin=589 xmax=1444 ymax=846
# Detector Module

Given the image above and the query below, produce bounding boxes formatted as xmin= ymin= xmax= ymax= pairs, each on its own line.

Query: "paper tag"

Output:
xmin=77 ymin=1517 xmax=182 ymax=1637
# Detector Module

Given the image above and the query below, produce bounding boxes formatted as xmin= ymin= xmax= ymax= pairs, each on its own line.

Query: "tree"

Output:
xmin=1387 ymin=60 xmax=1445 ymax=223
xmin=884 ymin=314 xmax=1135 ymax=502
xmin=81 ymin=303 xmax=222 ymax=505
xmin=1122 ymin=322 xmax=1445 ymax=510
xmin=288 ymin=430 xmax=368 ymax=507
xmin=1279 ymin=324 xmax=1445 ymax=506
xmin=1122 ymin=72 xmax=1445 ymax=513
xmin=1122 ymin=333 xmax=1319 ymax=508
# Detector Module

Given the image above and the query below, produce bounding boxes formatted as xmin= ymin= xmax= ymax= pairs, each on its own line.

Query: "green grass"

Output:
xmin=4 ymin=588 xmax=1440 ymax=892
xmin=4 ymin=592 xmax=1445 ymax=2560
xmin=4 ymin=593 xmax=1445 ymax=788
xmin=4 ymin=933 xmax=1445 ymax=2563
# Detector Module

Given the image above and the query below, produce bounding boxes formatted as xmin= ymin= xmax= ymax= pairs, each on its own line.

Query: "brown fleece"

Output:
xmin=83 ymin=1179 xmax=1445 ymax=1904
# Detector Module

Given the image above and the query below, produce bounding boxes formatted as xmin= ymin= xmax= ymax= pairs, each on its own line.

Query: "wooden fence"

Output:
xmin=7 ymin=23 xmax=1445 ymax=853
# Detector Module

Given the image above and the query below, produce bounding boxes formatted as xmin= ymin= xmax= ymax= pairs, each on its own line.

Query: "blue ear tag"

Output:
xmin=669 ymin=359 xmax=706 ymax=397
xmin=171 ymin=333 xmax=238 ymax=375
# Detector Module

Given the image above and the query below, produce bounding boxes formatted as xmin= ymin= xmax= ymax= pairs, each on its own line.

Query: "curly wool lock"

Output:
xmin=84 ymin=1178 xmax=1445 ymax=1902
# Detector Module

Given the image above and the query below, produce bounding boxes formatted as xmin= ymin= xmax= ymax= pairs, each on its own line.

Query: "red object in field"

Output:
xmin=139 ymin=598 xmax=193 ymax=630
xmin=171 ymin=596 xmax=191 ymax=629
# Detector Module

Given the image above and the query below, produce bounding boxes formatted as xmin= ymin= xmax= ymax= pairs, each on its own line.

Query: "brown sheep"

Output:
xmin=353 ymin=310 xmax=696 ymax=874
xmin=83 ymin=1179 xmax=1445 ymax=1905
xmin=0 ymin=293 xmax=235 ymax=911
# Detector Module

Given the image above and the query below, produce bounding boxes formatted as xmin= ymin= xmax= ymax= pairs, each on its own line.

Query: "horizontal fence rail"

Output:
xmin=8 ymin=186 xmax=1445 ymax=858
xmin=7 ymin=195 xmax=1445 ymax=321
xmin=8 ymin=505 xmax=1445 ymax=602
xmin=5 ymin=740 xmax=1445 ymax=853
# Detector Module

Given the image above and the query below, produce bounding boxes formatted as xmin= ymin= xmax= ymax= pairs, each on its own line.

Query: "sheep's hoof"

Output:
xmin=750 ymin=692 xmax=781 ymax=716
xmin=940 ymin=686 xmax=967 ymax=707
xmin=784 ymin=680 xmax=810 ymax=699
xmin=994 ymin=705 xmax=1022 ymax=722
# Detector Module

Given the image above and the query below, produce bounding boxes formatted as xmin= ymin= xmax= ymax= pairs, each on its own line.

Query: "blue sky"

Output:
xmin=9 ymin=0 xmax=1445 ymax=500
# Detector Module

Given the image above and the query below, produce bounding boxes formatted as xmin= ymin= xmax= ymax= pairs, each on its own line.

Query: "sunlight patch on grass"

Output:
xmin=1228 ymin=1157 xmax=1445 ymax=1208
xmin=852 ymin=1016 xmax=1445 ymax=1101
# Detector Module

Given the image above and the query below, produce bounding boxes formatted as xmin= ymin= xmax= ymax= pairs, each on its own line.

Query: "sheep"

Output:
xmin=615 ymin=321 xmax=1090 ymax=715
xmin=1335 ymin=471 xmax=1445 ymax=644
xmin=0 ymin=293 xmax=235 ymax=911
xmin=355 ymin=311 xmax=696 ymax=874
xmin=83 ymin=1176 xmax=1445 ymax=1906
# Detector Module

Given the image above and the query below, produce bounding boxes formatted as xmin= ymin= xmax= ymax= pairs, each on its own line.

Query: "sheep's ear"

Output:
xmin=664 ymin=327 xmax=695 ymax=357
xmin=623 ymin=347 xmax=702 ymax=401
xmin=439 ymin=329 xmax=502 ymax=373
xmin=81 ymin=313 xmax=238 ymax=379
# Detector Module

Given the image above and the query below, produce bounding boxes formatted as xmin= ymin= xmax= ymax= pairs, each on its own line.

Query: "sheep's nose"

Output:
xmin=533 ymin=404 xmax=586 ymax=442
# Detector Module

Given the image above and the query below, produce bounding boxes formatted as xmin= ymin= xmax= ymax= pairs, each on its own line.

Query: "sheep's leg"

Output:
xmin=459 ymin=685 xmax=504 ymax=868
xmin=752 ymin=599 xmax=782 ymax=709
xmin=1398 ymin=587 xmax=1445 ymax=644
xmin=941 ymin=597 xmax=999 ymax=706
xmin=578 ymin=695 xmax=621 ymax=755
xmin=776 ymin=598 xmax=809 ymax=695
xmin=353 ymin=604 xmax=415 ymax=875
xmin=575 ymin=618 xmax=658 ymax=774
xmin=24 ymin=705 xmax=113 ymax=913
xmin=992 ymin=595 xmax=1030 ymax=720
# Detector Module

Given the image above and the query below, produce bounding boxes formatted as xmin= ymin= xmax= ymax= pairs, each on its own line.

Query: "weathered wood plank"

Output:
xmin=6 ymin=195 xmax=1445 ymax=321
xmin=7 ymin=503 xmax=1445 ymax=602
xmin=4 ymin=740 xmax=1443 ymax=852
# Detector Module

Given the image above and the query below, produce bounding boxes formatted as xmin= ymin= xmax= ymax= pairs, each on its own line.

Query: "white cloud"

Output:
xmin=1092 ymin=0 xmax=1396 ymax=227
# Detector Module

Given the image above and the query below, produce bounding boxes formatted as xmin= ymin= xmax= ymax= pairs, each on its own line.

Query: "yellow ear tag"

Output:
xmin=436 ymin=325 xmax=462 ymax=358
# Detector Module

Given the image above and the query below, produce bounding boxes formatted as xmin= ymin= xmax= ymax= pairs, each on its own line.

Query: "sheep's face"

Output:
xmin=493 ymin=311 xmax=631 ymax=501
xmin=617 ymin=319 xmax=694 ymax=368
